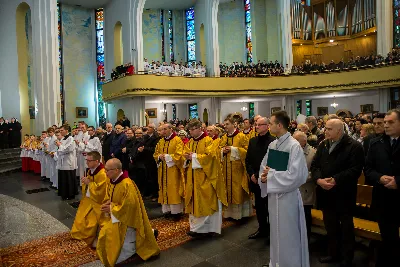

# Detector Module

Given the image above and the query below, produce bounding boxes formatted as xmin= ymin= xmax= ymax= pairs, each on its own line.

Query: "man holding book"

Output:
xmin=259 ymin=111 xmax=309 ymax=267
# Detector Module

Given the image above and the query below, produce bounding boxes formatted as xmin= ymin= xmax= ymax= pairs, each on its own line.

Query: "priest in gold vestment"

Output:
xmin=153 ymin=123 xmax=185 ymax=217
xmin=71 ymin=151 xmax=108 ymax=246
xmin=184 ymin=120 xmax=227 ymax=236
xmin=220 ymin=115 xmax=252 ymax=219
xmin=96 ymin=159 xmax=160 ymax=266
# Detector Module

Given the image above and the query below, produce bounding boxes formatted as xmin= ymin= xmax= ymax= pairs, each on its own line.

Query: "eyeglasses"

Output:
xmin=86 ymin=159 xmax=98 ymax=162
xmin=255 ymin=124 xmax=268 ymax=126
xmin=104 ymin=168 xmax=117 ymax=172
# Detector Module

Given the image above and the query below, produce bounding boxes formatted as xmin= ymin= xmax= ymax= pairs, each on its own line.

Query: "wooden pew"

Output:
xmin=311 ymin=184 xmax=382 ymax=241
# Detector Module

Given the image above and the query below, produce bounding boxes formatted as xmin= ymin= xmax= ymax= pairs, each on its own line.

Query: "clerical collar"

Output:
xmin=193 ymin=132 xmax=206 ymax=141
xmin=212 ymin=135 xmax=219 ymax=140
xmin=89 ymin=163 xmax=103 ymax=176
xmin=164 ymin=132 xmax=176 ymax=141
xmin=110 ymin=171 xmax=129 ymax=185
xmin=227 ymin=128 xmax=239 ymax=137
xmin=243 ymin=128 xmax=252 ymax=134
xmin=63 ymin=134 xmax=71 ymax=140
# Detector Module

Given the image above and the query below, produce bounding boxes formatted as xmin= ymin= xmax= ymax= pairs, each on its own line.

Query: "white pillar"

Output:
xmin=130 ymin=96 xmax=145 ymax=126
xmin=130 ymin=0 xmax=145 ymax=72
xmin=195 ymin=0 xmax=220 ymax=77
xmin=278 ymin=0 xmax=293 ymax=69
xmin=376 ymin=0 xmax=393 ymax=56
xmin=209 ymin=97 xmax=221 ymax=124
xmin=379 ymin=88 xmax=390 ymax=112
xmin=31 ymin=0 xmax=59 ymax=133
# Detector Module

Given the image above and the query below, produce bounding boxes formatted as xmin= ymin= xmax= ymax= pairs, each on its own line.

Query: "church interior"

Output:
xmin=0 ymin=0 xmax=400 ymax=266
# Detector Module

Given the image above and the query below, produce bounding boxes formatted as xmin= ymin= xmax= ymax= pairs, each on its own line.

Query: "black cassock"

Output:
xmin=0 ymin=122 xmax=9 ymax=149
xmin=8 ymin=121 xmax=22 ymax=148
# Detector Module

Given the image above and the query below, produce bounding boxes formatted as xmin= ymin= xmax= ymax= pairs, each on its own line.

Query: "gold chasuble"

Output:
xmin=96 ymin=173 xmax=160 ymax=266
xmin=71 ymin=163 xmax=109 ymax=245
xmin=220 ymin=129 xmax=252 ymax=219
xmin=242 ymin=128 xmax=257 ymax=143
xmin=153 ymin=132 xmax=184 ymax=205
xmin=184 ymin=133 xmax=227 ymax=217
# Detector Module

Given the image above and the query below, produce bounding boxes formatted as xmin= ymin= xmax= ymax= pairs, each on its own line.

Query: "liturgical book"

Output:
xmin=266 ymin=149 xmax=289 ymax=171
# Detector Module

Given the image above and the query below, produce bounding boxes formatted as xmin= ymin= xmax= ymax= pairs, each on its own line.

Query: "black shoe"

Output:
xmin=153 ymin=229 xmax=159 ymax=240
xmin=248 ymin=230 xmax=267 ymax=239
xmin=319 ymin=256 xmax=340 ymax=263
xmin=171 ymin=213 xmax=183 ymax=221
xmin=163 ymin=212 xmax=171 ymax=218
xmin=187 ymin=231 xmax=199 ymax=237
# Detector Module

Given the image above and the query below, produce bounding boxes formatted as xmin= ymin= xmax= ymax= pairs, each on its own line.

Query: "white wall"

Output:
xmin=220 ymin=102 xmax=249 ymax=121
xmin=198 ymin=98 xmax=212 ymax=121
xmin=104 ymin=0 xmax=134 ymax=79
xmin=255 ymin=101 xmax=271 ymax=117
xmin=176 ymin=103 xmax=188 ymax=120
xmin=303 ymin=94 xmax=380 ymax=117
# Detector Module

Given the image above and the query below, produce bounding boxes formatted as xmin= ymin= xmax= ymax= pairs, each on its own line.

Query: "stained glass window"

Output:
xmin=305 ymin=100 xmax=312 ymax=116
xmin=244 ymin=1 xmax=253 ymax=63
xmin=296 ymin=100 xmax=302 ymax=116
xmin=96 ymin=8 xmax=106 ymax=127
xmin=249 ymin=102 xmax=255 ymax=119
xmin=189 ymin=104 xmax=198 ymax=119
xmin=57 ymin=3 xmax=65 ymax=123
xmin=186 ymin=7 xmax=196 ymax=62
xmin=168 ymin=10 xmax=174 ymax=62
xmin=161 ymin=10 xmax=165 ymax=62
xmin=395 ymin=0 xmax=400 ymax=48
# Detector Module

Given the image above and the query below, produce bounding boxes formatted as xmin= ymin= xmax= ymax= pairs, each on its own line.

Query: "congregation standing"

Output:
xmin=16 ymin=107 xmax=400 ymax=267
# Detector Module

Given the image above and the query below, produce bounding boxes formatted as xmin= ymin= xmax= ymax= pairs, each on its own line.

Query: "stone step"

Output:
xmin=0 ymin=164 xmax=22 ymax=176
xmin=0 ymin=154 xmax=21 ymax=163
xmin=0 ymin=159 xmax=21 ymax=168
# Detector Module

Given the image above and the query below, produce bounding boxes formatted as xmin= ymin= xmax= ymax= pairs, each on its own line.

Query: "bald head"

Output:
xmin=293 ymin=131 xmax=307 ymax=148
xmin=106 ymin=158 xmax=122 ymax=170
xmin=254 ymin=115 xmax=261 ymax=122
xmin=255 ymin=117 xmax=269 ymax=135
xmin=325 ymin=119 xmax=344 ymax=141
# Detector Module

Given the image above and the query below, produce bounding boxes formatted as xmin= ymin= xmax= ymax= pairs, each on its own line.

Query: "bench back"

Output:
xmin=356 ymin=184 xmax=373 ymax=206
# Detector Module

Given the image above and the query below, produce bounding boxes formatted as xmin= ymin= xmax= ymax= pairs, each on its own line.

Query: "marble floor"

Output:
xmin=0 ymin=172 xmax=375 ymax=267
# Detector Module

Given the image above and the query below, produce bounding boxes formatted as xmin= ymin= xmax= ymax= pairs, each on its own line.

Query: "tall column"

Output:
xmin=376 ymin=0 xmax=393 ymax=56
xmin=31 ymin=0 xmax=59 ymax=133
xmin=129 ymin=96 xmax=145 ymax=126
xmin=209 ymin=97 xmax=221 ymax=124
xmin=130 ymin=0 xmax=145 ymax=72
xmin=278 ymin=0 xmax=293 ymax=68
xmin=379 ymin=88 xmax=390 ymax=112
xmin=195 ymin=0 xmax=220 ymax=77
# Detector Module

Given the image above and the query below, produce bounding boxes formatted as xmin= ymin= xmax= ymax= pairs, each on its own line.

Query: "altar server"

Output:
xmin=76 ymin=123 xmax=90 ymax=178
xmin=97 ymin=158 xmax=160 ymax=266
xmin=47 ymin=128 xmax=58 ymax=188
xmin=20 ymin=134 xmax=30 ymax=172
xmin=40 ymin=131 xmax=49 ymax=179
xmin=259 ymin=110 xmax=309 ymax=267
xmin=56 ymin=125 xmax=78 ymax=200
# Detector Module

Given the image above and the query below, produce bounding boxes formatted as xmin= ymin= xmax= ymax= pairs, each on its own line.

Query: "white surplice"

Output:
xmin=47 ymin=135 xmax=57 ymax=182
xmin=259 ymin=132 xmax=310 ymax=267
xmin=76 ymin=131 xmax=90 ymax=178
xmin=82 ymin=135 xmax=102 ymax=168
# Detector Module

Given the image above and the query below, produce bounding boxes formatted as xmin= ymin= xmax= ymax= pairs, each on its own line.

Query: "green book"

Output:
xmin=266 ymin=149 xmax=289 ymax=171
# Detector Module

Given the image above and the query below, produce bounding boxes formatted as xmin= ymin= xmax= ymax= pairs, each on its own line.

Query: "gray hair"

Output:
xmin=305 ymin=116 xmax=317 ymax=126
xmin=293 ymin=131 xmax=307 ymax=142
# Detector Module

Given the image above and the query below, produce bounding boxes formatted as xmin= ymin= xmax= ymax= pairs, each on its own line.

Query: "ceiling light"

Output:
xmin=240 ymin=103 xmax=248 ymax=112
xmin=330 ymin=97 xmax=338 ymax=109
xmin=364 ymin=34 xmax=367 ymax=36
xmin=300 ymin=44 xmax=303 ymax=46
xmin=160 ymin=103 xmax=167 ymax=114
xmin=329 ymin=39 xmax=334 ymax=43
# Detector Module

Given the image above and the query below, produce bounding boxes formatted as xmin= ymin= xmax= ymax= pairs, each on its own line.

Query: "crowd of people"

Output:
xmin=143 ymin=59 xmax=207 ymax=77
xmin=110 ymin=63 xmax=134 ymax=81
xmin=0 ymin=117 xmax=22 ymax=149
xmin=16 ymin=107 xmax=400 ymax=267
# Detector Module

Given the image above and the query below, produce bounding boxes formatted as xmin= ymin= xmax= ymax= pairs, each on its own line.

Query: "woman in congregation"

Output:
xmin=8 ymin=118 xmax=22 ymax=148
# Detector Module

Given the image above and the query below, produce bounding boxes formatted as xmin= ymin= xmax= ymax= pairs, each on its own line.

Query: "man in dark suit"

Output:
xmin=102 ymin=123 xmax=114 ymax=162
xmin=245 ymin=117 xmax=275 ymax=239
xmin=363 ymin=113 xmax=385 ymax=157
xmin=365 ymin=109 xmax=400 ymax=267
xmin=142 ymin=123 xmax=160 ymax=199
xmin=311 ymin=119 xmax=364 ymax=267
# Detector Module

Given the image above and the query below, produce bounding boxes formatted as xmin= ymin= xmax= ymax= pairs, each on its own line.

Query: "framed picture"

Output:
xmin=271 ymin=107 xmax=281 ymax=114
xmin=76 ymin=107 xmax=88 ymax=118
xmin=317 ymin=107 xmax=328 ymax=116
xmin=145 ymin=108 xmax=157 ymax=118
xmin=360 ymin=104 xmax=373 ymax=113
xmin=29 ymin=106 xmax=35 ymax=119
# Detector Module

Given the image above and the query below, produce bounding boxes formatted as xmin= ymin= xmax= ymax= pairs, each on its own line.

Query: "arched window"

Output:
xmin=395 ymin=0 xmax=400 ymax=48
xmin=95 ymin=8 xmax=106 ymax=126
xmin=186 ymin=7 xmax=196 ymax=62
xmin=244 ymin=0 xmax=252 ymax=63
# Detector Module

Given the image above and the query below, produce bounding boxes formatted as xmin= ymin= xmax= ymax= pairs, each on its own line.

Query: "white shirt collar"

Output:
xmin=112 ymin=172 xmax=124 ymax=183
xmin=90 ymin=163 xmax=101 ymax=173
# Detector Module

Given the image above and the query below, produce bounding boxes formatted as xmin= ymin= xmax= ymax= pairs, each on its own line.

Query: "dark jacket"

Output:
xmin=0 ymin=122 xmax=9 ymax=144
xmin=245 ymin=132 xmax=275 ymax=193
xmin=364 ymin=134 xmax=400 ymax=218
xmin=110 ymin=132 xmax=127 ymax=161
xmin=121 ymin=138 xmax=135 ymax=171
xmin=311 ymin=134 xmax=364 ymax=213
xmin=129 ymin=138 xmax=147 ymax=169
xmin=8 ymin=121 xmax=22 ymax=147
xmin=101 ymin=131 xmax=114 ymax=161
